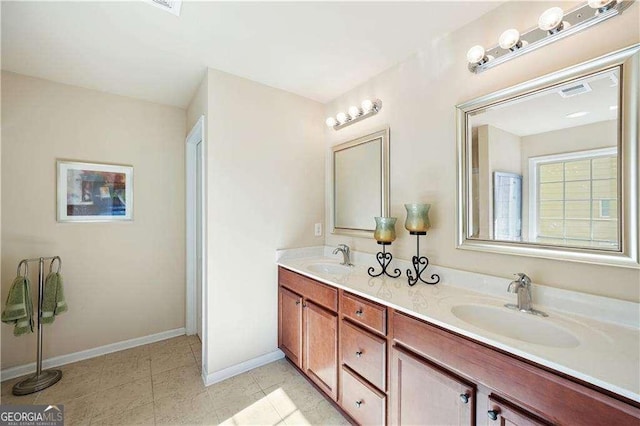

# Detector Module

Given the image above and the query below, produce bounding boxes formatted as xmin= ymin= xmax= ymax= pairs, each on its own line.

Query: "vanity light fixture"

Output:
xmin=610 ymin=105 xmax=618 ymax=110
xmin=538 ymin=7 xmax=567 ymax=34
xmin=368 ymin=217 xmax=402 ymax=279
xmin=589 ymin=0 xmax=617 ymax=12
xmin=466 ymin=0 xmax=633 ymax=74
xmin=326 ymin=99 xmax=382 ymax=130
xmin=498 ymin=29 xmax=526 ymax=51
xmin=404 ymin=203 xmax=440 ymax=286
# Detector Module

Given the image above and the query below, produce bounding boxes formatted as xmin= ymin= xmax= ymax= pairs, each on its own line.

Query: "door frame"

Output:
xmin=185 ymin=115 xmax=207 ymax=371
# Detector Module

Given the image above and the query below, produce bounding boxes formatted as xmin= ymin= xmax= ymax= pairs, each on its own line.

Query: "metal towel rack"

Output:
xmin=12 ymin=256 xmax=63 ymax=396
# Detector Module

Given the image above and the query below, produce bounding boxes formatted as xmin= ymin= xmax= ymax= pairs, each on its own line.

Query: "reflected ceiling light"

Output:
xmin=610 ymin=105 xmax=618 ymax=110
xmin=326 ymin=99 xmax=382 ymax=130
xmin=588 ymin=0 xmax=617 ymax=12
xmin=538 ymin=7 xmax=567 ymax=33
xmin=466 ymin=1 xmax=630 ymax=74
xmin=499 ymin=29 xmax=525 ymax=51
xmin=566 ymin=111 xmax=589 ymax=118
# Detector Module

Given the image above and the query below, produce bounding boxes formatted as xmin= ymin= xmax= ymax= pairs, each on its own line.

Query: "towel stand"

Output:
xmin=12 ymin=256 xmax=63 ymax=396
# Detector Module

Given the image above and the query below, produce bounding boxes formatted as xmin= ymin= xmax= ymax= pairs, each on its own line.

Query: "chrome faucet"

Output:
xmin=332 ymin=244 xmax=353 ymax=266
xmin=505 ymin=273 xmax=547 ymax=317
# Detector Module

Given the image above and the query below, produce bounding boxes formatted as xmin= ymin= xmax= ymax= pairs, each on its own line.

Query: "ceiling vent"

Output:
xmin=143 ymin=0 xmax=182 ymax=16
xmin=558 ymin=82 xmax=592 ymax=98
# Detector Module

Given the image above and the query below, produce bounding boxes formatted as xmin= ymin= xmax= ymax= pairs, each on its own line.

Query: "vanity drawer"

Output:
xmin=341 ymin=366 xmax=386 ymax=426
xmin=341 ymin=320 xmax=386 ymax=391
xmin=278 ymin=267 xmax=338 ymax=312
xmin=341 ymin=292 xmax=387 ymax=335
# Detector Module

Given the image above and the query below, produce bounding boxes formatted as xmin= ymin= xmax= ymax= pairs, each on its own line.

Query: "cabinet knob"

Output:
xmin=302 ymin=303 xmax=307 ymax=308
xmin=355 ymin=400 xmax=363 ymax=408
xmin=295 ymin=301 xmax=301 ymax=305
xmin=487 ymin=410 xmax=499 ymax=421
xmin=355 ymin=309 xmax=364 ymax=317
xmin=355 ymin=351 xmax=363 ymax=358
xmin=459 ymin=393 xmax=469 ymax=404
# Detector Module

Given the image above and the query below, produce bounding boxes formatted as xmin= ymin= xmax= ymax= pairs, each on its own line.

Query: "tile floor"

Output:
xmin=0 ymin=335 xmax=349 ymax=425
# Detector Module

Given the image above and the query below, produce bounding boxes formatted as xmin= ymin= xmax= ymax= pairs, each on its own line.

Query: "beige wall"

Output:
xmin=325 ymin=1 xmax=640 ymax=301
xmin=1 ymin=72 xmax=187 ymax=369
xmin=476 ymin=125 xmax=522 ymax=238
xmin=197 ymin=69 xmax=325 ymax=374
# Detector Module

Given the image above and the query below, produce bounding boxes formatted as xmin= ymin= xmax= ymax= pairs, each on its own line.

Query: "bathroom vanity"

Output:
xmin=276 ymin=249 xmax=640 ymax=425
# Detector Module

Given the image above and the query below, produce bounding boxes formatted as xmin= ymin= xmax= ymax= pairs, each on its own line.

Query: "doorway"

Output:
xmin=186 ymin=115 xmax=206 ymax=375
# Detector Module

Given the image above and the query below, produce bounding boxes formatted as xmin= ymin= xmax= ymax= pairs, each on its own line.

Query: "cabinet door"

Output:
xmin=304 ymin=300 xmax=338 ymax=400
xmin=487 ymin=396 xmax=548 ymax=426
xmin=390 ymin=346 xmax=475 ymax=426
xmin=278 ymin=286 xmax=303 ymax=368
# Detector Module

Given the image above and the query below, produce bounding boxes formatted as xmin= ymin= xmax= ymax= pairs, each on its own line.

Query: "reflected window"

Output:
xmin=530 ymin=148 xmax=618 ymax=249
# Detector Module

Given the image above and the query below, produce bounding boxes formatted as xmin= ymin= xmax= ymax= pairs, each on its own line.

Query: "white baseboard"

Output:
xmin=1 ymin=327 xmax=186 ymax=382
xmin=203 ymin=349 xmax=284 ymax=386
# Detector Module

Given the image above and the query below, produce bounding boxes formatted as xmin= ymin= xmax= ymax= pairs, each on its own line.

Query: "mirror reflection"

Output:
xmin=468 ymin=67 xmax=620 ymax=251
xmin=332 ymin=129 xmax=389 ymax=236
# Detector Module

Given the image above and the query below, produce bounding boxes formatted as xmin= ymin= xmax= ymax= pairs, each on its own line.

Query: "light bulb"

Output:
xmin=538 ymin=7 xmax=564 ymax=32
xmin=466 ymin=45 xmax=487 ymax=64
xmin=588 ymin=0 xmax=615 ymax=10
xmin=361 ymin=99 xmax=374 ymax=113
xmin=499 ymin=29 xmax=522 ymax=50
xmin=325 ymin=117 xmax=337 ymax=127
xmin=348 ymin=106 xmax=361 ymax=119
xmin=336 ymin=112 xmax=348 ymax=124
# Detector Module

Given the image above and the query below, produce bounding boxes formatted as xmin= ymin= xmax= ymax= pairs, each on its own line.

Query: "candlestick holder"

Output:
xmin=368 ymin=242 xmax=402 ymax=278
xmin=407 ymin=232 xmax=440 ymax=286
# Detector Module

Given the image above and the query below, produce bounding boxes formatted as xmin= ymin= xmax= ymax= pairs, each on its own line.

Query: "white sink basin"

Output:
xmin=451 ymin=304 xmax=580 ymax=348
xmin=306 ymin=263 xmax=352 ymax=275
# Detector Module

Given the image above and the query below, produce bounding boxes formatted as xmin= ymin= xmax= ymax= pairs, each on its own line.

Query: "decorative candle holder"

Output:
xmin=404 ymin=204 xmax=440 ymax=286
xmin=368 ymin=217 xmax=401 ymax=279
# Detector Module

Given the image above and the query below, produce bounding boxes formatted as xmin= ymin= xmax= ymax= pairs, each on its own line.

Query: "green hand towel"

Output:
xmin=42 ymin=272 xmax=67 ymax=324
xmin=55 ymin=273 xmax=67 ymax=316
xmin=2 ymin=275 xmax=34 ymax=336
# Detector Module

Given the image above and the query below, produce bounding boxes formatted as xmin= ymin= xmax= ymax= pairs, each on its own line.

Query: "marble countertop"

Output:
xmin=276 ymin=246 xmax=640 ymax=403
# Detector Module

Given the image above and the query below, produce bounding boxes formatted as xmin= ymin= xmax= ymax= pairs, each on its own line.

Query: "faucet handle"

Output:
xmin=514 ymin=273 xmax=531 ymax=286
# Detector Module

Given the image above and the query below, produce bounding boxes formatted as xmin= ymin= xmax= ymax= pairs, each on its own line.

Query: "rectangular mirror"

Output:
xmin=457 ymin=45 xmax=639 ymax=268
xmin=332 ymin=128 xmax=390 ymax=237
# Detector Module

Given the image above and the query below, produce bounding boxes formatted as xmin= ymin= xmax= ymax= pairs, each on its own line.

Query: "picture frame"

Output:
xmin=57 ymin=160 xmax=133 ymax=222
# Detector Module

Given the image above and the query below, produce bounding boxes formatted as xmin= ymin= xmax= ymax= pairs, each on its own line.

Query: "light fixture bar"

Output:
xmin=326 ymin=99 xmax=382 ymax=131
xmin=469 ymin=0 xmax=633 ymax=74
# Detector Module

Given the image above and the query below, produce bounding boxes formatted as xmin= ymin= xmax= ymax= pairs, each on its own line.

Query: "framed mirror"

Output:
xmin=331 ymin=128 xmax=390 ymax=237
xmin=456 ymin=45 xmax=639 ymax=268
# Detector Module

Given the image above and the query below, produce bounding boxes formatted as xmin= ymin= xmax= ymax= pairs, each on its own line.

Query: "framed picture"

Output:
xmin=57 ymin=161 xmax=133 ymax=222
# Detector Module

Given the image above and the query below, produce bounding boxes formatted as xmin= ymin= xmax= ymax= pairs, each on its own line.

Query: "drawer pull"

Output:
xmin=487 ymin=410 xmax=499 ymax=421
xmin=355 ymin=309 xmax=364 ymax=317
xmin=355 ymin=400 xmax=363 ymax=408
xmin=459 ymin=393 xmax=469 ymax=404
xmin=355 ymin=351 xmax=363 ymax=358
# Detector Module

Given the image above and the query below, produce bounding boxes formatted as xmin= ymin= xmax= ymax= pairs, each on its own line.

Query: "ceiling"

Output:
xmin=470 ymin=68 xmax=620 ymax=136
xmin=1 ymin=1 xmax=502 ymax=108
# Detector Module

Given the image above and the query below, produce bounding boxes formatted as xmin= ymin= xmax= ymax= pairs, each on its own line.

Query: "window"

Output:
xmin=529 ymin=148 xmax=618 ymax=249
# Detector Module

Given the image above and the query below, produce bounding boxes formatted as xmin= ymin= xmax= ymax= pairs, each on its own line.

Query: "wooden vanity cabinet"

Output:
xmin=390 ymin=345 xmax=475 ymax=426
xmin=304 ymin=300 xmax=338 ymax=400
xmin=278 ymin=286 xmax=303 ymax=368
xmin=278 ymin=266 xmax=640 ymax=426
xmin=278 ymin=267 xmax=339 ymax=400
xmin=391 ymin=310 xmax=640 ymax=426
